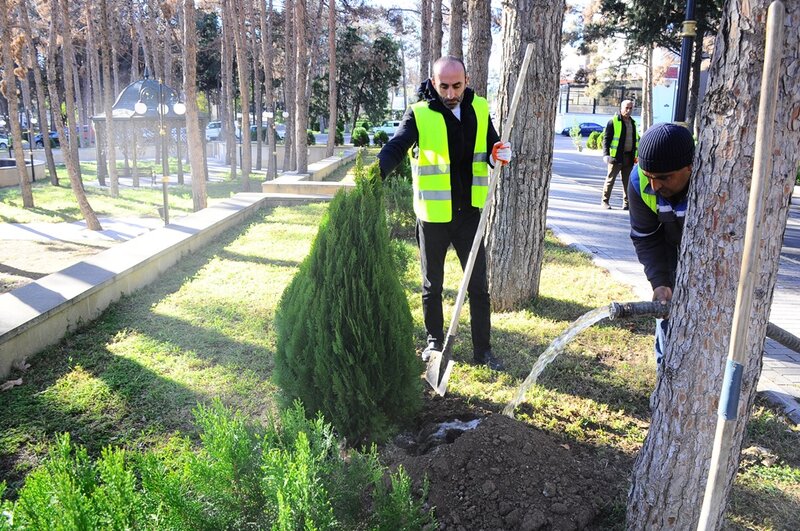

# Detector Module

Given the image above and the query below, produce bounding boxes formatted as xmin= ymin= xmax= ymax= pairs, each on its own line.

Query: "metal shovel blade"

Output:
xmin=424 ymin=345 xmax=455 ymax=396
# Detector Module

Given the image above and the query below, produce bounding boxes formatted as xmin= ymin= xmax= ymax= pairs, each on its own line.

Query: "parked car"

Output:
xmin=560 ymin=122 xmax=604 ymax=137
xmin=34 ymin=131 xmax=60 ymax=148
xmin=372 ymin=120 xmax=402 ymax=137
xmin=205 ymin=121 xmax=222 ymax=141
xmin=0 ymin=135 xmax=7 ymax=150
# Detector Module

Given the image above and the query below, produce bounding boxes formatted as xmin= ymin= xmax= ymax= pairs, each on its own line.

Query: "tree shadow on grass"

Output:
xmin=216 ymin=248 xmax=301 ymax=269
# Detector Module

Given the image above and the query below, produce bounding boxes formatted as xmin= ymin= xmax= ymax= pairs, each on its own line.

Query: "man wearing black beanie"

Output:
xmin=627 ymin=122 xmax=695 ymax=364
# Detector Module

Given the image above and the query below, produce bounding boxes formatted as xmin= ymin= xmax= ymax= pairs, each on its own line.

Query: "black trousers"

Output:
xmin=415 ymin=207 xmax=491 ymax=354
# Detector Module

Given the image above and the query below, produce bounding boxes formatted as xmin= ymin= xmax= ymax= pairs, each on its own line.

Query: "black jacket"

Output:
xmin=603 ymin=113 xmax=638 ymax=161
xmin=377 ymin=80 xmax=500 ymax=212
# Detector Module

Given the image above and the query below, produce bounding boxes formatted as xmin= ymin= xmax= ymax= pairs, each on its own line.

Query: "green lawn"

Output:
xmin=0 ymin=180 xmax=797 ymax=527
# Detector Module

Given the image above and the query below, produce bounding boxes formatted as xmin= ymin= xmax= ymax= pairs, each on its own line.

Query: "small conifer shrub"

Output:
xmin=351 ymin=126 xmax=370 ymax=147
xmin=373 ymin=129 xmax=389 ymax=146
xmin=274 ymin=156 xmax=421 ymax=443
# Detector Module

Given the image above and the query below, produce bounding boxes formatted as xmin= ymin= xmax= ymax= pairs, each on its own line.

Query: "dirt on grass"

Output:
xmin=0 ymin=239 xmax=114 ymax=294
xmin=382 ymin=391 xmax=633 ymax=530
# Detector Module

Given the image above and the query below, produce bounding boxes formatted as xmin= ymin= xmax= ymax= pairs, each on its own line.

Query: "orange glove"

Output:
xmin=491 ymin=141 xmax=512 ymax=166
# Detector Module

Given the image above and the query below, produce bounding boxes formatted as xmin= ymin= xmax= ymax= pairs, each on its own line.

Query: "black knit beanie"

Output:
xmin=638 ymin=123 xmax=695 ymax=173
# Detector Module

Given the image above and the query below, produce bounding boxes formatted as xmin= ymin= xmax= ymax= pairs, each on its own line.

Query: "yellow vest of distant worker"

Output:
xmin=409 ymin=97 xmax=490 ymax=222
xmin=609 ymin=115 xmax=639 ymax=159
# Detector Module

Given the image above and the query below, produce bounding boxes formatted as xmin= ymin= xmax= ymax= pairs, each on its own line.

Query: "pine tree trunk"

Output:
xmin=259 ymin=0 xmax=276 ymax=179
xmin=20 ymin=0 xmax=59 ymax=185
xmin=431 ymin=0 xmax=442 ymax=61
xmin=466 ymin=0 xmax=490 ymax=96
xmin=485 ymin=0 xmax=565 ymax=311
xmin=247 ymin=0 xmax=262 ymax=170
xmin=231 ymin=0 xmax=252 ymax=189
xmin=626 ymin=1 xmax=800 ymax=528
xmin=221 ymin=6 xmax=237 ymax=177
xmin=99 ymin=0 xmax=119 ymax=197
xmin=49 ymin=0 xmax=101 ymax=230
xmin=131 ymin=26 xmax=140 ymax=80
xmin=183 ymin=0 xmax=207 ymax=211
xmin=448 ymin=0 xmax=463 ymax=59
xmin=283 ymin=0 xmax=296 ymax=171
xmin=1 ymin=0 xmax=34 ymax=208
xmin=109 ymin=0 xmax=121 ymax=95
xmin=419 ymin=0 xmax=431 ymax=82
xmin=325 ymin=0 xmax=337 ymax=157
xmin=642 ymin=43 xmax=653 ymax=130
xmin=294 ymin=0 xmax=308 ymax=173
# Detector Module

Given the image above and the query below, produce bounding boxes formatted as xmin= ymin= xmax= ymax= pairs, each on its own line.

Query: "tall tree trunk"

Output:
xmin=283 ymin=0 xmax=296 ymax=171
xmin=183 ymin=0 xmax=207 ymax=211
xmin=231 ymin=0 xmax=251 ymax=189
xmin=72 ymin=56 xmax=87 ymax=148
xmin=49 ymin=0 xmax=101 ymax=230
xmin=259 ymin=0 xmax=276 ymax=179
xmin=134 ymin=6 xmax=152 ymax=76
xmin=221 ymin=6 xmax=237 ymax=177
xmin=98 ymin=0 xmax=119 ymax=196
xmin=641 ymin=42 xmax=653 ymax=131
xmin=419 ymin=0 xmax=431 ymax=82
xmin=325 ymin=0 xmax=337 ymax=157
xmin=88 ymin=5 xmax=103 ymax=115
xmin=686 ymin=29 xmax=705 ymax=135
xmin=59 ymin=0 xmax=83 ymax=176
xmin=294 ymin=0 xmax=308 ymax=173
xmin=109 ymin=0 xmax=121 ymax=94
xmin=448 ymin=0 xmax=463 ymax=58
xmin=247 ymin=0 xmax=263 ymax=171
xmin=1 ymin=0 xmax=34 ymax=208
xmin=431 ymin=0 xmax=442 ymax=61
xmin=130 ymin=25 xmax=140 ymax=80
xmin=626 ymin=1 xmax=800 ymax=528
xmin=20 ymin=0 xmax=59 ymax=185
xmin=466 ymin=0 xmax=491 ymax=96
xmin=486 ymin=0 xmax=565 ymax=310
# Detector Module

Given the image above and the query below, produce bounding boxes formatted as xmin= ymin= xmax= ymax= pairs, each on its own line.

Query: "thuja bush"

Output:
xmin=586 ymin=131 xmax=601 ymax=150
xmin=274 ymin=156 xmax=421 ymax=443
xmin=351 ymin=126 xmax=370 ymax=147
xmin=373 ymin=129 xmax=390 ymax=146
xmin=0 ymin=401 xmax=435 ymax=530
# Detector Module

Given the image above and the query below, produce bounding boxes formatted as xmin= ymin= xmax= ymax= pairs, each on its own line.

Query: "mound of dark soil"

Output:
xmin=382 ymin=394 xmax=633 ymax=530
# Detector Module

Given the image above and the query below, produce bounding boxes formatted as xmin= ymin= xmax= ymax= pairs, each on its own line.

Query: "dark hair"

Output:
xmin=432 ymin=56 xmax=467 ymax=76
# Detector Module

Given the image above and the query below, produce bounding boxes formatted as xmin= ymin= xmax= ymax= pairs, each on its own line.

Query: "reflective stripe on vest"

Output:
xmin=410 ymin=97 xmax=491 ymax=222
xmin=609 ymin=115 xmax=639 ymax=159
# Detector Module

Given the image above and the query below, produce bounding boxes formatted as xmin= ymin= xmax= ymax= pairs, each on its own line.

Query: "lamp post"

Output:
xmin=673 ymin=0 xmax=697 ymax=125
xmin=134 ymin=79 xmax=186 ymax=225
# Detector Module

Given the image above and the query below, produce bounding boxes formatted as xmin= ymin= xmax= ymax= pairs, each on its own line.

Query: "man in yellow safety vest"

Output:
xmin=378 ymin=56 xmax=511 ymax=370
xmin=601 ymin=99 xmax=639 ymax=210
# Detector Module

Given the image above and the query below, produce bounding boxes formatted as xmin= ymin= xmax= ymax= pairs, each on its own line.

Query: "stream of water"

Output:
xmin=503 ymin=306 xmax=611 ymax=418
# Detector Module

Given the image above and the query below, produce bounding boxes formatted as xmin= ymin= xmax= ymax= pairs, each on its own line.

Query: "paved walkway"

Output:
xmin=547 ymin=163 xmax=800 ymax=423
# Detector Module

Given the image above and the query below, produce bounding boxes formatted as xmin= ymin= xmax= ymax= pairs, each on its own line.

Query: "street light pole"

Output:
xmin=673 ymin=0 xmax=697 ymax=125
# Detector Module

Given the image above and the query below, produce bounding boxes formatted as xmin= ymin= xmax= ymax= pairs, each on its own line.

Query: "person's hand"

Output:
xmin=603 ymin=155 xmax=612 ymax=165
xmin=653 ymin=286 xmax=673 ymax=304
xmin=491 ymin=141 xmax=512 ymax=166
xmin=634 ymin=156 xmax=638 ymax=164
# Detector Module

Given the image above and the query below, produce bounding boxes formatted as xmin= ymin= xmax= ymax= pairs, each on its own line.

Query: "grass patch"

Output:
xmin=0 ymin=162 xmax=262 ymax=224
xmin=0 ymin=201 xmax=797 ymax=527
xmin=322 ymin=147 xmax=379 ymax=182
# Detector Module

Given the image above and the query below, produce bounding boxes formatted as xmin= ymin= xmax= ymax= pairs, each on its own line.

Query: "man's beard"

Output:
xmin=441 ymin=94 xmax=463 ymax=109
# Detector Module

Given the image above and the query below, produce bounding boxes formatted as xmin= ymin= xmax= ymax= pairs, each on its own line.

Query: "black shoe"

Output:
xmin=421 ymin=340 xmax=442 ymax=362
xmin=622 ymin=204 xmax=629 ymax=211
xmin=473 ymin=350 xmax=505 ymax=371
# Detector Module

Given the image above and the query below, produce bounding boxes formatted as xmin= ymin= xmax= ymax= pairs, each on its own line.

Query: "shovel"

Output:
xmin=425 ymin=43 xmax=534 ymax=396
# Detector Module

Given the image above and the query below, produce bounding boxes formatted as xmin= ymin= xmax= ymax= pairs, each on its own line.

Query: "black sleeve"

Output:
xmin=603 ymin=120 xmax=613 ymax=157
xmin=486 ymin=118 xmax=500 ymax=166
xmin=628 ymin=177 xmax=673 ymax=289
xmin=377 ymin=107 xmax=418 ymax=179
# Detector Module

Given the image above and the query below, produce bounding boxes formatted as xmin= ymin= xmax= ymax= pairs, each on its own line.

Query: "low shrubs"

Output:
xmin=0 ymin=401 xmax=435 ymax=529
xmin=586 ymin=131 xmax=601 ymax=150
xmin=384 ymin=154 xmax=415 ymax=240
xmin=373 ymin=129 xmax=390 ymax=146
xmin=274 ymin=157 xmax=421 ymax=443
xmin=351 ymin=126 xmax=370 ymax=147
xmin=307 ymin=130 xmax=316 ymax=145
xmin=335 ymin=129 xmax=344 ymax=145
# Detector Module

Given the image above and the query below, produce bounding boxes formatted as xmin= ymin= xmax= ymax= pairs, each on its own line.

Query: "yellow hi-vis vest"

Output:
xmin=609 ymin=115 xmax=639 ymax=159
xmin=409 ymin=97 xmax=490 ymax=222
